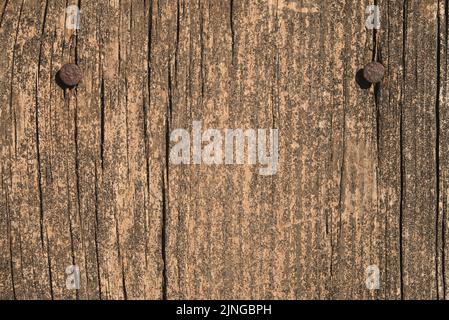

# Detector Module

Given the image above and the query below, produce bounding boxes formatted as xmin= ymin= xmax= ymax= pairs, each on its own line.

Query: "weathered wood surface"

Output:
xmin=0 ymin=0 xmax=448 ymax=300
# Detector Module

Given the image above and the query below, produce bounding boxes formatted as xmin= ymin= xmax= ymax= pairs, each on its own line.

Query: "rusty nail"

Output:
xmin=58 ymin=63 xmax=82 ymax=87
xmin=363 ymin=62 xmax=385 ymax=84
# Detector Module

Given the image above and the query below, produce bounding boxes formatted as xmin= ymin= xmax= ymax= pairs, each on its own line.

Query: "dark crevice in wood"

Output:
xmin=161 ymin=65 xmax=173 ymax=300
xmin=74 ymin=0 xmax=80 ymax=64
xmin=168 ymin=64 xmax=173 ymax=121
xmin=175 ymin=0 xmax=180 ymax=84
xmin=230 ymin=0 xmax=235 ymax=63
xmin=161 ymin=135 xmax=169 ymax=300
xmin=436 ymin=0 xmax=441 ymax=300
xmin=63 ymin=0 xmax=69 ymax=58
xmin=373 ymin=0 xmax=381 ymax=166
xmin=66 ymin=169 xmax=77 ymax=297
xmin=93 ymin=163 xmax=102 ymax=299
xmin=10 ymin=0 xmax=24 ymax=158
xmin=4 ymin=174 xmax=16 ymax=299
xmin=145 ymin=0 xmax=153 ymax=192
xmin=272 ymin=49 xmax=279 ymax=130
xmin=142 ymin=94 xmax=150 ymax=268
xmin=200 ymin=3 xmax=205 ymax=101
xmin=373 ymin=0 xmax=379 ymax=62
xmin=113 ymin=203 xmax=127 ymax=299
xmin=443 ymin=0 xmax=448 ymax=299
xmin=36 ymin=0 xmax=48 ymax=249
xmin=161 ymin=168 xmax=168 ymax=300
xmin=125 ymin=77 xmax=130 ymax=182
xmin=121 ymin=260 xmax=128 ymax=300
xmin=399 ymin=0 xmax=408 ymax=300
xmin=73 ymin=97 xmax=81 ymax=301
xmin=100 ymin=77 xmax=105 ymax=170
xmin=17 ymin=231 xmax=24 ymax=293
xmin=46 ymin=230 xmax=54 ymax=300
xmin=436 ymin=0 xmax=448 ymax=300
xmin=64 ymin=89 xmax=77 ymax=299
xmin=74 ymin=91 xmax=85 ymax=301
xmin=374 ymin=81 xmax=381 ymax=164
xmin=0 ymin=0 xmax=9 ymax=28
xmin=74 ymin=1 xmax=82 ymax=292
xmin=143 ymin=0 xmax=153 ymax=270
xmin=40 ymin=5 xmax=52 ymax=293
xmin=118 ymin=1 xmax=127 ymax=180
xmin=162 ymin=59 xmax=174 ymax=298
xmin=338 ymin=57 xmax=347 ymax=240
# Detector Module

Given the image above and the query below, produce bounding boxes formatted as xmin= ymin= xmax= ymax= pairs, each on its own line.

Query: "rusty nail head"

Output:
xmin=59 ymin=63 xmax=82 ymax=87
xmin=363 ymin=62 xmax=385 ymax=84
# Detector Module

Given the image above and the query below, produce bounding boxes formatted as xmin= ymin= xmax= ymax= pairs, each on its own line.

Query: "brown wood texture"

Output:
xmin=0 ymin=0 xmax=448 ymax=300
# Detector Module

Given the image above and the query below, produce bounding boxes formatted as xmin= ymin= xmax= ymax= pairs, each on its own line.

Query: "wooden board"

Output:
xmin=0 ymin=0 xmax=448 ymax=300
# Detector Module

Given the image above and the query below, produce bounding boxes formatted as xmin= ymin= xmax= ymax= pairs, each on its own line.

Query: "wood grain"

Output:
xmin=0 ymin=0 xmax=448 ymax=300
